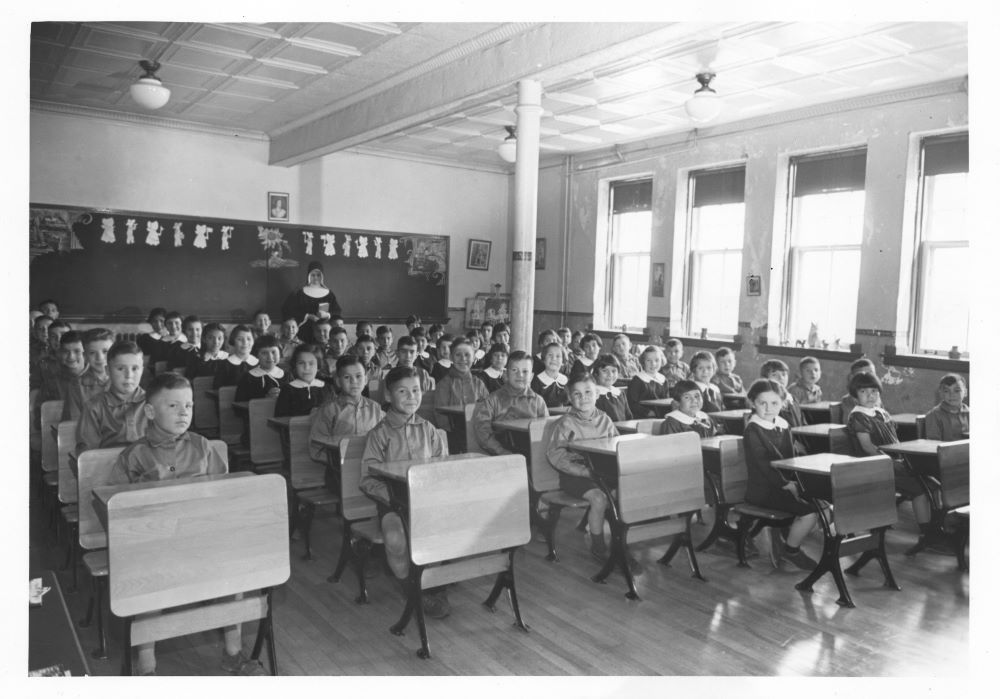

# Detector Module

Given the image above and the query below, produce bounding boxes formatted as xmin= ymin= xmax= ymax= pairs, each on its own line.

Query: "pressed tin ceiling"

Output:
xmin=30 ymin=21 xmax=968 ymax=169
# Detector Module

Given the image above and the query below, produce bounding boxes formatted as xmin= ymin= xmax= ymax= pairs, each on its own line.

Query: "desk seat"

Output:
xmin=526 ymin=416 xmax=588 ymax=562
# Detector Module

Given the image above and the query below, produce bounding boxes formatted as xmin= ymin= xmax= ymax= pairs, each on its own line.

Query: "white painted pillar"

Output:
xmin=509 ymin=79 xmax=542 ymax=353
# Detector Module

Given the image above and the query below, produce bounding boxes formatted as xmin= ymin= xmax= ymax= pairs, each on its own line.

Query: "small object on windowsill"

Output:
xmin=834 ymin=338 xmax=841 ymax=350
xmin=822 ymin=340 xmax=829 ymax=350
xmin=795 ymin=339 xmax=806 ymax=348
xmin=700 ymin=328 xmax=708 ymax=339
xmin=949 ymin=346 xmax=961 ymax=360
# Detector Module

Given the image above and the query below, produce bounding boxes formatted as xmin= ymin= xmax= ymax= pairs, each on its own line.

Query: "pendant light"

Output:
xmin=497 ymin=125 xmax=517 ymax=163
xmin=130 ymin=60 xmax=171 ymax=110
xmin=684 ymin=72 xmax=722 ymax=123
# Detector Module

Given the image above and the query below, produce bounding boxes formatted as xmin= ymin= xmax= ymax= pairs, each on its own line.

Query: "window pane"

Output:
xmin=918 ymin=245 xmax=969 ymax=353
xmin=690 ymin=250 xmax=741 ymax=335
xmin=611 ymin=254 xmax=650 ymax=329
xmin=788 ymin=249 xmax=860 ymax=346
xmin=612 ymin=211 xmax=652 ymax=253
xmin=691 ymin=203 xmax=745 ymax=250
xmin=923 ymin=173 xmax=967 ymax=242
xmin=791 ymin=191 xmax=865 ymax=246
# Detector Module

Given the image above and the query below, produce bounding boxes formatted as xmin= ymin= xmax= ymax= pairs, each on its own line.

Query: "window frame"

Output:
xmin=600 ymin=178 xmax=653 ymax=332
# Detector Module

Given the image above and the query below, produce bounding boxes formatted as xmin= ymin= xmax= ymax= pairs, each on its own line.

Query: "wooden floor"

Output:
xmin=29 ymin=494 xmax=968 ymax=677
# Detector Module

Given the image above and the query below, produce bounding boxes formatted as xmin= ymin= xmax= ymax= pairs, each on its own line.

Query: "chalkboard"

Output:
xmin=29 ymin=204 xmax=449 ymax=323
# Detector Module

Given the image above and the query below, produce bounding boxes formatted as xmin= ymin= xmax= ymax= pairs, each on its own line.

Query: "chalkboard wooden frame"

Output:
xmin=29 ymin=203 xmax=450 ymax=324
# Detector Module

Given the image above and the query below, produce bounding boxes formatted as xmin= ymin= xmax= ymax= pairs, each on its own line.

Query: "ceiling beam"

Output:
xmin=268 ymin=22 xmax=723 ymax=166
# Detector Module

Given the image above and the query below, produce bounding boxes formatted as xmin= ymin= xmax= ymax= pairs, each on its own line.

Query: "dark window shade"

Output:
xmin=923 ymin=133 xmax=969 ymax=176
xmin=611 ymin=180 xmax=653 ymax=214
xmin=793 ymin=150 xmax=867 ymax=196
xmin=692 ymin=167 xmax=745 ymax=207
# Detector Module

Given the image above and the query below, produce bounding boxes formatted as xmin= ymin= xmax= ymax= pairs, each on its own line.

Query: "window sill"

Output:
xmin=668 ymin=335 xmax=744 ymax=352
xmin=756 ymin=340 xmax=862 ymax=363
xmin=882 ymin=350 xmax=969 ymax=373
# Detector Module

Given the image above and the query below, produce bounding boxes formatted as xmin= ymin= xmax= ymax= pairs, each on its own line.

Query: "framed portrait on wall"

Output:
xmin=268 ymin=192 xmax=289 ymax=222
xmin=467 ymin=239 xmax=492 ymax=270
xmin=651 ymin=262 xmax=665 ymax=297
xmin=465 ymin=293 xmax=511 ymax=329
xmin=535 ymin=238 xmax=547 ymax=270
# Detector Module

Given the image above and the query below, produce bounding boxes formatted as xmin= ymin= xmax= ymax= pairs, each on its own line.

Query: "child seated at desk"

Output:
xmin=743 ymin=379 xmax=820 ymax=571
xmin=662 ymin=379 xmax=717 ymax=437
xmin=251 ymin=309 xmax=275 ymax=341
xmin=661 ymin=338 xmax=690 ymax=389
xmin=29 ymin=314 xmax=55 ymax=387
xmin=711 ymin=347 xmax=744 ymax=396
xmin=375 ymin=325 xmax=396 ymax=369
xmin=924 ymin=373 xmax=969 ymax=441
xmin=76 ymin=340 xmax=148 ymax=453
xmin=275 ymin=344 xmax=329 ymax=417
xmin=321 ymin=325 xmax=350 ymax=380
xmin=626 ymin=345 xmax=669 ymax=418
xmin=429 ymin=333 xmax=454 ymax=384
xmin=592 ymin=354 xmax=631 ymax=422
xmin=190 ymin=322 xmax=228 ymax=377
xmin=67 ymin=328 xmax=114 ymax=419
xmin=234 ymin=335 xmax=285 ymax=402
xmin=840 ymin=358 xmax=880 ymax=416
xmin=387 ymin=336 xmax=435 ymax=396
xmin=167 ymin=315 xmax=202 ymax=374
xmin=532 ymin=329 xmax=560 ymax=375
xmin=309 ymin=355 xmax=384 ymax=461
xmin=474 ymin=343 xmax=507 ymax=393
xmin=410 ymin=326 xmax=434 ymax=374
xmin=213 ymin=324 xmax=257 ymax=388
xmin=161 ymin=311 xmax=187 ymax=345
xmin=610 ymin=333 xmax=642 ymax=380
xmin=531 ymin=342 xmax=570 ymax=408
xmin=359 ymin=366 xmax=450 ymax=619
xmin=472 ymin=351 xmax=549 ymax=455
xmin=432 ymin=338 xmax=488 ymax=430
xmin=277 ymin=318 xmax=302 ymax=368
xmin=689 ymin=351 xmax=724 ymax=413
xmin=546 ymin=374 xmax=634 ymax=569
xmin=844 ymin=372 xmax=932 ymax=553
xmin=136 ymin=307 xmax=168 ymax=363
xmin=109 ymin=372 xmax=262 ymax=676
xmin=352 ymin=334 xmax=381 ymax=394
xmin=44 ymin=330 xmax=88 ymax=420
xmin=467 ymin=330 xmax=486 ymax=368
xmin=491 ymin=322 xmax=511 ymax=354
xmin=570 ymin=332 xmax=602 ymax=377
xmin=789 ymin=356 xmax=823 ymax=405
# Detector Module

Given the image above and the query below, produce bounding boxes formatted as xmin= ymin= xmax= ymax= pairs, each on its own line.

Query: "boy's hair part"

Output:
xmin=336 ymin=354 xmax=365 ymax=375
xmin=329 ymin=325 xmax=348 ymax=338
xmin=450 ymin=337 xmax=473 ymax=352
xmin=228 ymin=324 xmax=254 ymax=345
xmin=59 ymin=330 xmax=83 ymax=347
xmin=146 ymin=372 xmax=192 ymax=401
xmin=759 ymin=359 xmax=790 ymax=377
xmin=480 ymin=320 xmax=493 ymax=329
xmin=714 ymin=347 xmax=735 ymax=360
xmin=568 ymin=373 xmax=596 ymax=390
xmin=672 ymin=379 xmax=701 ymax=400
xmin=384 ymin=365 xmax=419 ymax=391
xmin=164 ymin=311 xmax=183 ymax=322
xmin=689 ymin=350 xmax=715 ymax=370
xmin=397 ymin=336 xmax=417 ymax=349
xmin=938 ymin=373 xmax=967 ymax=391
xmin=429 ymin=323 xmax=443 ymax=333
xmin=848 ymin=371 xmax=882 ymax=397
xmin=314 ymin=317 xmax=333 ymax=329
xmin=410 ymin=326 xmax=426 ymax=339
xmin=49 ymin=320 xmax=72 ymax=333
xmin=82 ymin=327 xmax=115 ymax=345
xmin=849 ymin=358 xmax=876 ymax=374
xmin=557 ymin=327 xmax=571 ymax=335
xmin=747 ymin=378 xmax=784 ymax=403
xmin=507 ymin=349 xmax=532 ymax=365
xmin=376 ymin=325 xmax=391 ymax=337
xmin=356 ymin=320 xmax=371 ymax=333
xmin=108 ymin=340 xmax=143 ymax=362
xmin=665 ymin=338 xmax=683 ymax=349
xmin=252 ymin=335 xmax=280 ymax=353
xmin=182 ymin=314 xmax=201 ymax=328
xmin=799 ymin=356 xmax=820 ymax=369
xmin=253 ymin=309 xmax=269 ymax=319
xmin=355 ymin=334 xmax=375 ymax=346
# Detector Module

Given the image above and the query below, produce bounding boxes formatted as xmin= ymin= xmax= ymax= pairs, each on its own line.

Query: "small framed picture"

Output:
xmin=651 ymin=262 xmax=665 ymax=298
xmin=268 ymin=192 xmax=289 ymax=222
xmin=747 ymin=274 xmax=762 ymax=296
xmin=467 ymin=239 xmax=492 ymax=270
xmin=535 ymin=237 xmax=547 ymax=270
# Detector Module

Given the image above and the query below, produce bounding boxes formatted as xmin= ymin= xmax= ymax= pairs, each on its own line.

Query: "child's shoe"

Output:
xmin=221 ymin=649 xmax=266 ymax=676
xmin=422 ymin=588 xmax=451 ymax=620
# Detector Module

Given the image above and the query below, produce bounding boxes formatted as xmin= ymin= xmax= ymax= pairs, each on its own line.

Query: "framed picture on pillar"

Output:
xmin=651 ymin=263 xmax=665 ymax=298
xmin=535 ymin=238 xmax=547 ymax=270
xmin=467 ymin=239 xmax=492 ymax=270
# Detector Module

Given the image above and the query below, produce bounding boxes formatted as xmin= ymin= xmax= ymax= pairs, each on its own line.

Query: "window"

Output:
xmin=913 ymin=133 xmax=968 ymax=355
xmin=684 ymin=167 xmax=745 ymax=336
xmin=605 ymin=180 xmax=652 ymax=330
xmin=783 ymin=149 xmax=867 ymax=346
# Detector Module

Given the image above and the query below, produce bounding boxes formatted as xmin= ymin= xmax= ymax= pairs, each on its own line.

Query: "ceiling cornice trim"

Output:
xmin=30 ymin=99 xmax=270 ymax=142
xmin=269 ymin=22 xmax=539 ymax=138
xmin=347 ymin=145 xmax=513 ymax=176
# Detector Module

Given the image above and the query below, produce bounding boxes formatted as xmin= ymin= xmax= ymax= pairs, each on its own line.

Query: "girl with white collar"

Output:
xmin=591 ymin=354 xmax=632 ymax=422
xmin=662 ymin=379 xmax=717 ymax=437
xmin=689 ymin=351 xmax=724 ymax=413
xmin=742 ymin=378 xmax=819 ymax=570
xmin=212 ymin=324 xmax=258 ymax=389
xmin=626 ymin=346 xmax=670 ymax=418
xmin=275 ymin=344 xmax=330 ymax=417
xmin=530 ymin=342 xmax=570 ymax=408
xmin=235 ymin=335 xmax=286 ymax=402
xmin=474 ymin=343 xmax=507 ymax=393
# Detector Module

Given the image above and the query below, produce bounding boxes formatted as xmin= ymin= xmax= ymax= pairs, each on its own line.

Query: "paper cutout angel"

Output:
xmin=221 ymin=226 xmax=233 ymax=251
xmin=100 ymin=217 xmax=115 ymax=243
xmin=388 ymin=238 xmax=399 ymax=260
xmin=302 ymin=231 xmax=314 ymax=256
xmin=125 ymin=218 xmax=137 ymax=244
xmin=172 ymin=222 xmax=184 ymax=247
xmin=356 ymin=235 xmax=368 ymax=258
xmin=342 ymin=234 xmax=352 ymax=258
xmin=373 ymin=236 xmax=383 ymax=259
xmin=194 ymin=224 xmax=212 ymax=249
xmin=321 ymin=233 xmax=336 ymax=256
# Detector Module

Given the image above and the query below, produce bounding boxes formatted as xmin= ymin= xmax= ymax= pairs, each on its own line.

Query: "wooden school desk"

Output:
xmin=800 ymin=401 xmax=841 ymax=425
xmin=790 ymin=423 xmax=852 ymax=455
xmin=29 ymin=569 xmax=91 ymax=676
xmin=566 ymin=432 xmax=706 ymax=599
xmin=722 ymin=393 xmax=749 ymax=410
xmin=696 ymin=435 xmax=744 ymax=552
xmin=707 ymin=408 xmax=752 ymax=435
xmin=771 ymin=453 xmax=900 ymax=608
xmin=890 ymin=413 xmax=920 ymax=441
xmin=368 ymin=453 xmax=530 ymax=658
xmin=639 ymin=398 xmax=674 ymax=417
xmin=493 ymin=417 xmax=533 ymax=460
xmin=102 ymin=472 xmax=289 ymax=675
xmin=613 ymin=419 xmax=662 ymax=435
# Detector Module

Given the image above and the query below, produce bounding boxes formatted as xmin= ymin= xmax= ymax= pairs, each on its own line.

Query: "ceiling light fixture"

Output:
xmin=497 ymin=125 xmax=517 ymax=163
xmin=129 ymin=60 xmax=171 ymax=110
xmin=684 ymin=72 xmax=722 ymax=123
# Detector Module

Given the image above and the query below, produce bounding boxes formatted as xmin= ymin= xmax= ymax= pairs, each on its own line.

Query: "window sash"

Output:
xmin=914 ymin=240 xmax=969 ymax=354
xmin=786 ymin=245 xmax=861 ymax=346
xmin=609 ymin=252 xmax=650 ymax=330
xmin=688 ymin=249 xmax=741 ymax=336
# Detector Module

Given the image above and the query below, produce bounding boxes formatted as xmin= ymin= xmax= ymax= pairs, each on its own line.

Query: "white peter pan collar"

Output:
xmin=577 ymin=356 xmax=595 ymax=367
xmin=535 ymin=372 xmax=568 ymax=387
xmin=249 ymin=366 xmax=285 ymax=379
xmin=227 ymin=354 xmax=259 ymax=366
xmin=417 ymin=350 xmax=430 ymax=359
xmin=289 ymin=378 xmax=325 ymax=388
xmin=204 ymin=349 xmax=229 ymax=360
xmin=437 ymin=359 xmax=453 ymax=368
xmin=636 ymin=371 xmax=665 ymax=385
xmin=483 ymin=367 xmax=503 ymax=379
xmin=749 ymin=414 xmax=789 ymax=431
xmin=595 ymin=384 xmax=621 ymax=397
xmin=666 ymin=409 xmax=710 ymax=425
xmin=849 ymin=405 xmax=890 ymax=419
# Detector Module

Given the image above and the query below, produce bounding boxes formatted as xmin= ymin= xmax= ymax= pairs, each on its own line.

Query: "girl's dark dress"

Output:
xmin=626 ymin=374 xmax=670 ymax=418
xmin=275 ymin=379 xmax=329 ymax=417
xmin=137 ymin=333 xmax=170 ymax=363
xmin=742 ymin=418 xmax=813 ymax=516
xmin=595 ymin=386 xmax=632 ymax=422
xmin=530 ymin=373 xmax=569 ymax=408
xmin=213 ymin=355 xmax=258 ymax=389
xmin=475 ymin=367 xmax=505 ymax=394
xmin=235 ymin=368 xmax=287 ymax=402
xmin=662 ymin=410 xmax=717 ymax=438
xmin=846 ymin=407 xmax=923 ymax=498
xmin=696 ymin=381 xmax=724 ymax=413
